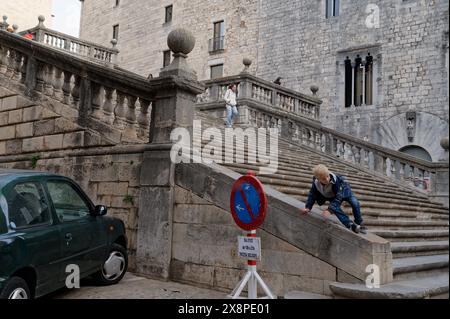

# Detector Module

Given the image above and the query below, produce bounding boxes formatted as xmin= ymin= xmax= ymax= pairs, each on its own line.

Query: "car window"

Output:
xmin=6 ymin=182 xmax=51 ymax=229
xmin=46 ymin=181 xmax=91 ymax=222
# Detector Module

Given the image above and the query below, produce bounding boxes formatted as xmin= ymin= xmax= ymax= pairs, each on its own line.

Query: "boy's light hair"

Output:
xmin=313 ymin=164 xmax=329 ymax=178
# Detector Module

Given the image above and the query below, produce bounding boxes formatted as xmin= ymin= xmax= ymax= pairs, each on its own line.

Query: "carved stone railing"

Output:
xmin=197 ymin=71 xmax=322 ymax=122
xmin=0 ymin=29 xmax=202 ymax=144
xmin=19 ymin=16 xmax=118 ymax=65
xmin=196 ymin=62 xmax=449 ymax=203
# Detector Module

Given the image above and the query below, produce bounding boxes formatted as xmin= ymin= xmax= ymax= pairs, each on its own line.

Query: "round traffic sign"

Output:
xmin=230 ymin=172 xmax=268 ymax=231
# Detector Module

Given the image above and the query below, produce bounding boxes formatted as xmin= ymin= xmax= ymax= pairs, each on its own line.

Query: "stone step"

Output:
xmin=391 ymin=241 xmax=449 ymax=258
xmin=284 ymin=195 xmax=448 ymax=221
xmin=354 ymin=200 xmax=448 ymax=215
xmin=284 ymin=291 xmax=332 ymax=299
xmin=357 ymin=209 xmax=449 ymax=221
xmin=258 ymin=182 xmax=444 ymax=211
xmin=329 ymin=273 xmax=449 ymax=299
xmin=223 ymin=159 xmax=426 ymax=196
xmin=370 ymin=229 xmax=449 ymax=242
xmin=393 ymin=255 xmax=449 ymax=279
xmin=364 ymin=219 xmax=449 ymax=230
xmin=272 ymin=191 xmax=448 ymax=218
xmin=225 ymin=164 xmax=419 ymax=197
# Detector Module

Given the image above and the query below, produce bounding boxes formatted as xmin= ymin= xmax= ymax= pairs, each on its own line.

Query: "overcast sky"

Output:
xmin=52 ymin=0 xmax=81 ymax=37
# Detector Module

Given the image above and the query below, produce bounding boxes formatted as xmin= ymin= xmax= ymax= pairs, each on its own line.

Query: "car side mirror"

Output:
xmin=93 ymin=205 xmax=107 ymax=216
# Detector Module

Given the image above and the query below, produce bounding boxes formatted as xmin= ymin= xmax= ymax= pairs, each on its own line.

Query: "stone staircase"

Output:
xmin=195 ymin=111 xmax=449 ymax=298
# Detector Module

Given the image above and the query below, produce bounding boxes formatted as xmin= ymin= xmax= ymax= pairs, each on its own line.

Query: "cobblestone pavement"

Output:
xmin=48 ymin=273 xmax=228 ymax=299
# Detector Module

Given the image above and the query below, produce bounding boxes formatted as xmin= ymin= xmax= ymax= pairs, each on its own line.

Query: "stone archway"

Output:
xmin=375 ymin=112 xmax=449 ymax=162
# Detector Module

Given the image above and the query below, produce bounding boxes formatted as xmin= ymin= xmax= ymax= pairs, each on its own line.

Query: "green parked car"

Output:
xmin=0 ymin=169 xmax=128 ymax=299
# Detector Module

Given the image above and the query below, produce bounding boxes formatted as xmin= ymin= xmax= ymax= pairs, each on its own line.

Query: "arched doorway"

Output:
xmin=399 ymin=145 xmax=432 ymax=162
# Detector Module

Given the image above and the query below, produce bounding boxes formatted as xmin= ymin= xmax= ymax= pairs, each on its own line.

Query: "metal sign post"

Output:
xmin=228 ymin=171 xmax=275 ymax=299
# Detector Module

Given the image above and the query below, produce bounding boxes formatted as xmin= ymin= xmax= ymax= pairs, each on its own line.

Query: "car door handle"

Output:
xmin=65 ymin=233 xmax=73 ymax=241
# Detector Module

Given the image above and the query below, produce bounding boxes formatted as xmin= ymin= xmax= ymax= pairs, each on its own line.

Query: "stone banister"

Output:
xmin=19 ymin=16 xmax=118 ymax=65
xmin=0 ymin=29 xmax=203 ymax=143
xmin=198 ymin=72 xmax=322 ymax=122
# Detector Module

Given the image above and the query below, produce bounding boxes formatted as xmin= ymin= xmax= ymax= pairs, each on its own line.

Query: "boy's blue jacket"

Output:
xmin=305 ymin=174 xmax=353 ymax=213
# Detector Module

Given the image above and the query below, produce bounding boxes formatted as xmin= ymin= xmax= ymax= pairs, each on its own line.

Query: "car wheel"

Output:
xmin=0 ymin=277 xmax=31 ymax=299
xmin=93 ymin=243 xmax=128 ymax=285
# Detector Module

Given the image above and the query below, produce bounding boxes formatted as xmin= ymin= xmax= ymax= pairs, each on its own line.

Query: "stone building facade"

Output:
xmin=0 ymin=0 xmax=53 ymax=31
xmin=79 ymin=0 xmax=449 ymax=161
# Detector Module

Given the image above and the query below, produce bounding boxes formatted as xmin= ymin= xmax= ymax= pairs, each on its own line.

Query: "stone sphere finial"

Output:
xmin=167 ymin=28 xmax=195 ymax=55
xmin=310 ymin=85 xmax=319 ymax=96
xmin=241 ymin=58 xmax=252 ymax=73
xmin=38 ymin=15 xmax=45 ymax=28
xmin=111 ymin=39 xmax=118 ymax=48
xmin=2 ymin=16 xmax=7 ymax=23
xmin=243 ymin=58 xmax=252 ymax=68
xmin=12 ymin=24 xmax=18 ymax=33
xmin=440 ymin=137 xmax=449 ymax=151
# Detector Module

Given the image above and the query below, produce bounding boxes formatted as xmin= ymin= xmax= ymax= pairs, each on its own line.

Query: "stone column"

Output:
xmin=34 ymin=16 xmax=46 ymax=43
xmin=135 ymin=29 xmax=204 ymax=280
xmin=361 ymin=61 xmax=366 ymax=106
xmin=351 ymin=62 xmax=356 ymax=107
xmin=429 ymin=137 xmax=450 ymax=207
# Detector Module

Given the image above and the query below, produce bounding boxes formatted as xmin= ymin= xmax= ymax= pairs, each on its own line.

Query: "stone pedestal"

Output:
xmin=135 ymin=28 xmax=204 ymax=280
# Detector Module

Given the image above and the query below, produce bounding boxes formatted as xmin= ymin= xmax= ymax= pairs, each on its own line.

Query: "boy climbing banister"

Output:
xmin=299 ymin=164 xmax=367 ymax=234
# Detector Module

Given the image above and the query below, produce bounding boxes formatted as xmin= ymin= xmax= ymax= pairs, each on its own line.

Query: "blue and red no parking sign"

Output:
xmin=230 ymin=171 xmax=268 ymax=231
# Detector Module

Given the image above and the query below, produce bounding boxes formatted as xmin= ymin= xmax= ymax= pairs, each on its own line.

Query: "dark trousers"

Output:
xmin=317 ymin=194 xmax=363 ymax=228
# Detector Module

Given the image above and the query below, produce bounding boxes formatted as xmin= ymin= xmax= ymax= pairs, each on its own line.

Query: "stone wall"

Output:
xmin=0 ymin=88 xmax=142 ymax=270
xmin=0 ymin=0 xmax=53 ymax=31
xmin=79 ymin=0 xmax=259 ymax=79
xmin=257 ymin=0 xmax=449 ymax=157
xmin=172 ymin=186 xmax=353 ymax=296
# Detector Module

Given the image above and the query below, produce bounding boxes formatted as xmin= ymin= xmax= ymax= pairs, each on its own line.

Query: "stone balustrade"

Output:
xmin=198 ymin=72 xmax=322 ymax=122
xmin=0 ymin=28 xmax=202 ymax=143
xmin=19 ymin=16 xmax=118 ymax=65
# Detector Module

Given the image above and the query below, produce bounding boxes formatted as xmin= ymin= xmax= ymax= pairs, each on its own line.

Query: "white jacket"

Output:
xmin=224 ymin=89 xmax=237 ymax=106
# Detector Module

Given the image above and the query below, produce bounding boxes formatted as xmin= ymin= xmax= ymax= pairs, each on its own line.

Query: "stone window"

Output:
xmin=210 ymin=64 xmax=223 ymax=79
xmin=113 ymin=24 xmax=119 ymax=41
xmin=114 ymin=0 xmax=120 ymax=7
xmin=165 ymin=5 xmax=173 ymax=23
xmin=163 ymin=50 xmax=171 ymax=68
xmin=344 ymin=53 xmax=374 ymax=107
xmin=326 ymin=0 xmax=339 ymax=18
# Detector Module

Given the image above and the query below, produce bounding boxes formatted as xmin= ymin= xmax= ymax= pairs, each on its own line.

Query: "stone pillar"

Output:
xmin=34 ymin=16 xmax=46 ymax=43
xmin=430 ymin=137 xmax=449 ymax=207
xmin=239 ymin=59 xmax=253 ymax=100
xmin=361 ymin=61 xmax=366 ymax=106
xmin=135 ymin=29 xmax=204 ymax=280
xmin=351 ymin=62 xmax=356 ymax=107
